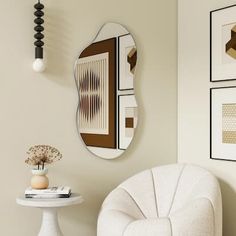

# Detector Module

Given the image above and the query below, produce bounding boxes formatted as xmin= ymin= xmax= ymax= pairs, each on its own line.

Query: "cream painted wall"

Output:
xmin=1 ymin=0 xmax=177 ymax=235
xmin=178 ymin=0 xmax=236 ymax=235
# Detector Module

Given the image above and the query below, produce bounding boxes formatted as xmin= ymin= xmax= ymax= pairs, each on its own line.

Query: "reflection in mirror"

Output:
xmin=74 ymin=23 xmax=138 ymax=159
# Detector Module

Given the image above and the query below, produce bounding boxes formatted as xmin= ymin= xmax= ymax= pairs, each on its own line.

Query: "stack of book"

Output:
xmin=25 ymin=186 xmax=71 ymax=199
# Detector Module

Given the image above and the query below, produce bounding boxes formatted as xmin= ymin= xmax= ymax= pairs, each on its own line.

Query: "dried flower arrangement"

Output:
xmin=25 ymin=145 xmax=62 ymax=170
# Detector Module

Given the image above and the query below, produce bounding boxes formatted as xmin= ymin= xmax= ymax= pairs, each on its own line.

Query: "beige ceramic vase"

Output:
xmin=31 ymin=168 xmax=49 ymax=189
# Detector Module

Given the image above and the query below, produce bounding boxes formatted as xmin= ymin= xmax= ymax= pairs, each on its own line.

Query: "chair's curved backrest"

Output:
xmin=98 ymin=164 xmax=222 ymax=236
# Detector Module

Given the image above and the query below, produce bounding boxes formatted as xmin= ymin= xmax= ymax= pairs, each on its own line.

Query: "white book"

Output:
xmin=25 ymin=186 xmax=71 ymax=198
xmin=25 ymin=193 xmax=71 ymax=199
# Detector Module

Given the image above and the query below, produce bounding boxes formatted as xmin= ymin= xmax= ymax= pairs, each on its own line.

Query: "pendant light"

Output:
xmin=32 ymin=0 xmax=45 ymax=72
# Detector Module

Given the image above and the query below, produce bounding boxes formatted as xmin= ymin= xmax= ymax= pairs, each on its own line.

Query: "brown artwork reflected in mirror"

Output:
xmin=226 ymin=25 xmax=236 ymax=59
xmin=74 ymin=23 xmax=138 ymax=159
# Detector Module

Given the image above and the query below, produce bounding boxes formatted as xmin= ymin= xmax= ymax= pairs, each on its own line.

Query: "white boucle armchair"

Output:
xmin=97 ymin=164 xmax=222 ymax=236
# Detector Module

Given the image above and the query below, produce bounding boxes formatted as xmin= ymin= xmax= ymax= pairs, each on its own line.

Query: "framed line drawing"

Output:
xmin=118 ymin=34 xmax=137 ymax=90
xmin=118 ymin=94 xmax=138 ymax=150
xmin=210 ymin=4 xmax=236 ymax=82
xmin=210 ymin=86 xmax=236 ymax=161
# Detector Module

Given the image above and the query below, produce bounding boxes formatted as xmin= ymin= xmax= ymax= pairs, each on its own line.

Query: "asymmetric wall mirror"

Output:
xmin=74 ymin=23 xmax=138 ymax=159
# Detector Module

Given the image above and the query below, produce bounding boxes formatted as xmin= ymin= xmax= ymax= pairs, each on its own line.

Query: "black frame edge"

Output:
xmin=210 ymin=86 xmax=236 ymax=162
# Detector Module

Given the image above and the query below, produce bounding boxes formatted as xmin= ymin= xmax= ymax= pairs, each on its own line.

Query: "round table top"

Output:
xmin=16 ymin=193 xmax=84 ymax=208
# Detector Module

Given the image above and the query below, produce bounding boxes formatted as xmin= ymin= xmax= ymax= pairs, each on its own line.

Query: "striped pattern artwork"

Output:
xmin=77 ymin=53 xmax=109 ymax=135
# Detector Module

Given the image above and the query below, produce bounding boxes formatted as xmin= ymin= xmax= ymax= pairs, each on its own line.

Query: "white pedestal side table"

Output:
xmin=16 ymin=194 xmax=83 ymax=236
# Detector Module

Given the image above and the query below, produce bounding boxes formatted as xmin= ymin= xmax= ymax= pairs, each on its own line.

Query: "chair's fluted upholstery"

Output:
xmin=97 ymin=164 xmax=222 ymax=236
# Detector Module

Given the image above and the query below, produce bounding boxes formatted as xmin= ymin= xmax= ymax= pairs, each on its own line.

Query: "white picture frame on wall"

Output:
xmin=210 ymin=4 xmax=236 ymax=82
xmin=210 ymin=86 xmax=236 ymax=161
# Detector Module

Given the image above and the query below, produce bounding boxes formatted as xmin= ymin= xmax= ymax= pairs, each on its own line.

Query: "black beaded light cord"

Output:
xmin=34 ymin=0 xmax=44 ymax=58
xmin=33 ymin=0 xmax=45 ymax=72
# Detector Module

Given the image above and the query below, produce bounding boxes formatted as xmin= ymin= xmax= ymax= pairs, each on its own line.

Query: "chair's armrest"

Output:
xmin=97 ymin=187 xmax=146 ymax=236
xmin=169 ymin=198 xmax=215 ymax=236
xmin=100 ymin=188 xmax=145 ymax=219
xmin=97 ymin=209 xmax=135 ymax=236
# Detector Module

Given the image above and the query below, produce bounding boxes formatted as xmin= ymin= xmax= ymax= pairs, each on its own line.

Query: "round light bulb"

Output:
xmin=32 ymin=58 xmax=46 ymax=72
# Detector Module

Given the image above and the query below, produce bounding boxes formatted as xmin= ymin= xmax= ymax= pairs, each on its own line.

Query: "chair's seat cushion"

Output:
xmin=124 ymin=218 xmax=172 ymax=236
